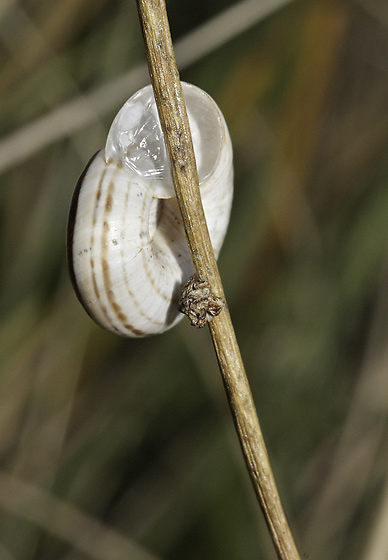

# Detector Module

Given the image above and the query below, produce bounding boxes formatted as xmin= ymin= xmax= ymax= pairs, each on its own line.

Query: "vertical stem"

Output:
xmin=136 ymin=1 xmax=300 ymax=558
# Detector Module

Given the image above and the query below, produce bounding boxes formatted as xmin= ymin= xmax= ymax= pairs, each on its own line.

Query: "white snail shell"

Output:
xmin=67 ymin=82 xmax=233 ymax=337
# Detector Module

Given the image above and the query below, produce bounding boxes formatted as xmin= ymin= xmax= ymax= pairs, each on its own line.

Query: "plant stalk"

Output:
xmin=136 ymin=1 xmax=300 ymax=558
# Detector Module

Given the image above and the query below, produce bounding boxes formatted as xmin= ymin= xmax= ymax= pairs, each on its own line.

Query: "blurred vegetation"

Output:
xmin=1 ymin=0 xmax=388 ymax=559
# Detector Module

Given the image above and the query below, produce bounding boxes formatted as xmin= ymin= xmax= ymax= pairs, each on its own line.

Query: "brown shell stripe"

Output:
xmin=67 ymin=151 xmax=99 ymax=303
xmin=99 ymin=167 xmax=147 ymax=337
xmin=118 ymin=185 xmax=166 ymax=329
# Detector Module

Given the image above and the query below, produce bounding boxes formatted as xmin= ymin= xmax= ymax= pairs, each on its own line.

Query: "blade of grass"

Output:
xmin=0 ymin=471 xmax=161 ymax=560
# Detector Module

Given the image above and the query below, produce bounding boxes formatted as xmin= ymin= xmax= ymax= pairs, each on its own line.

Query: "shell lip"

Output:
xmin=103 ymin=82 xmax=228 ymax=199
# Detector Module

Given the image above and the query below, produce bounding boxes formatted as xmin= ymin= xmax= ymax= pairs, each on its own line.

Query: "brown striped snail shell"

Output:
xmin=67 ymin=82 xmax=233 ymax=337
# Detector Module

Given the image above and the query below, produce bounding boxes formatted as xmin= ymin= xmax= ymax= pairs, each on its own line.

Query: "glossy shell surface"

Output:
xmin=67 ymin=82 xmax=233 ymax=337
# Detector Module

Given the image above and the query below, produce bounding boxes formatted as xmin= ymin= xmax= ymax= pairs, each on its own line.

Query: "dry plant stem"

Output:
xmin=136 ymin=1 xmax=300 ymax=558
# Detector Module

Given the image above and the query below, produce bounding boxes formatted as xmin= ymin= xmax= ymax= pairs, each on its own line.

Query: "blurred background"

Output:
xmin=1 ymin=0 xmax=388 ymax=558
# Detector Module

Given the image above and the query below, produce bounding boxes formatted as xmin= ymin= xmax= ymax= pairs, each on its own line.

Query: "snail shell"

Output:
xmin=67 ymin=82 xmax=233 ymax=337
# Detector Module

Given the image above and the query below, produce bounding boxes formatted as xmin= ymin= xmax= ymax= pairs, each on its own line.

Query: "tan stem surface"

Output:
xmin=136 ymin=1 xmax=300 ymax=558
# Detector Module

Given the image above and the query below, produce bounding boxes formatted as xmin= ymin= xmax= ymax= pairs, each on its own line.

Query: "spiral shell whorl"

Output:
xmin=67 ymin=83 xmax=233 ymax=337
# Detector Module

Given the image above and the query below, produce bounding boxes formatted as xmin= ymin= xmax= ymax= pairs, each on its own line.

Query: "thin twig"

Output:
xmin=136 ymin=1 xmax=300 ymax=559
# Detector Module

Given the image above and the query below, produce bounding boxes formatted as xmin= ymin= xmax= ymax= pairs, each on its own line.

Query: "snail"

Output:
xmin=67 ymin=82 xmax=233 ymax=337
